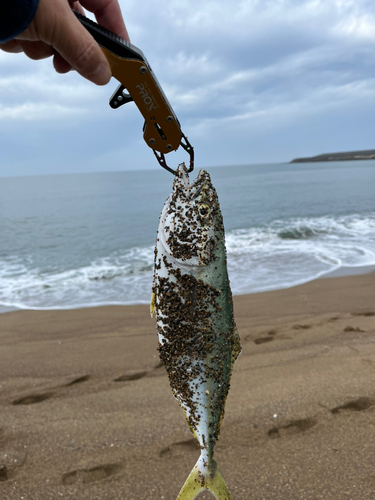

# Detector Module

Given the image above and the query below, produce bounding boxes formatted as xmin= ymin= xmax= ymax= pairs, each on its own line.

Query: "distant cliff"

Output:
xmin=291 ymin=149 xmax=375 ymax=163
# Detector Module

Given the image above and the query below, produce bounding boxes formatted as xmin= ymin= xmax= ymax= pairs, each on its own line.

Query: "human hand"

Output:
xmin=0 ymin=0 xmax=129 ymax=85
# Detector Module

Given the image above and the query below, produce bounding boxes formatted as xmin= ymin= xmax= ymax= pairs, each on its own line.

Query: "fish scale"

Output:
xmin=151 ymin=164 xmax=241 ymax=500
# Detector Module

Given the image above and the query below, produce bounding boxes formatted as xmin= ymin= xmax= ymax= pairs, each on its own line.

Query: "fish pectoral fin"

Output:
xmin=176 ymin=458 xmax=232 ymax=500
xmin=150 ymin=291 xmax=156 ymax=318
xmin=231 ymin=325 xmax=242 ymax=368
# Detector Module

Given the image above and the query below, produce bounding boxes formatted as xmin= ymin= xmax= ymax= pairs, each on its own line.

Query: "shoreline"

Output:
xmin=1 ymin=271 xmax=375 ymax=499
xmin=2 ymin=264 xmax=374 ymax=315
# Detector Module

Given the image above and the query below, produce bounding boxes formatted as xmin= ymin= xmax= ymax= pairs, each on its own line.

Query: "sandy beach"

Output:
xmin=0 ymin=271 xmax=375 ymax=499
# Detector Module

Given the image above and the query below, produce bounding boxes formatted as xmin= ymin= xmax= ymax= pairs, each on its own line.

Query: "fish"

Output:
xmin=151 ymin=163 xmax=241 ymax=500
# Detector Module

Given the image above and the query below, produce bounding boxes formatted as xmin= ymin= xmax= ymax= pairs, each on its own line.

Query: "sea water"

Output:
xmin=0 ymin=160 xmax=374 ymax=310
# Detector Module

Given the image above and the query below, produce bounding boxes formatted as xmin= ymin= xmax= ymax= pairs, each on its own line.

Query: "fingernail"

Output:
xmin=92 ymin=62 xmax=112 ymax=85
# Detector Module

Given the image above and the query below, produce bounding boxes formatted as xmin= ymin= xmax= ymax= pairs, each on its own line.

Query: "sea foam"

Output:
xmin=0 ymin=212 xmax=374 ymax=310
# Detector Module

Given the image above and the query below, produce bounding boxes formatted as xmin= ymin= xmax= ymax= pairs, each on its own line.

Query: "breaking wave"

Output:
xmin=225 ymin=213 xmax=375 ymax=294
xmin=0 ymin=213 xmax=374 ymax=310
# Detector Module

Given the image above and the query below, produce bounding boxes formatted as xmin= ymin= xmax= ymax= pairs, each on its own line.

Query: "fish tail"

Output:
xmin=176 ymin=457 xmax=232 ymax=500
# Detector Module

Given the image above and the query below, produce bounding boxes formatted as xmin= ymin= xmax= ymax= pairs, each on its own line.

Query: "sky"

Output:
xmin=1 ymin=0 xmax=375 ymax=177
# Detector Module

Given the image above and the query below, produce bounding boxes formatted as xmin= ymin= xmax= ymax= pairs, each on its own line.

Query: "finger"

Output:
xmin=80 ymin=0 xmax=130 ymax=41
xmin=17 ymin=40 xmax=55 ymax=60
xmin=15 ymin=0 xmax=112 ymax=85
xmin=0 ymin=40 xmax=23 ymax=53
xmin=53 ymin=10 xmax=112 ymax=85
xmin=68 ymin=1 xmax=85 ymax=15
xmin=53 ymin=52 xmax=73 ymax=74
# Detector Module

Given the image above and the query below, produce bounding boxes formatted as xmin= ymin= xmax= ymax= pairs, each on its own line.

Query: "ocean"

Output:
xmin=0 ymin=160 xmax=374 ymax=311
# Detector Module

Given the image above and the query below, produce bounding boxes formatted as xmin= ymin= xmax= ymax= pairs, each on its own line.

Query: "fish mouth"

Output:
xmin=158 ymin=168 xmax=215 ymax=267
xmin=185 ymin=169 xmax=212 ymax=202
xmin=173 ymin=165 xmax=211 ymax=194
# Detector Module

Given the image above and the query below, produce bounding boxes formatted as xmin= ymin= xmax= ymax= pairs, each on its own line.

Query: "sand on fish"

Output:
xmin=0 ymin=271 xmax=375 ymax=499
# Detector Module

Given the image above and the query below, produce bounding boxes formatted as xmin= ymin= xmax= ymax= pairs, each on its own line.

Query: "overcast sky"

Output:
xmin=1 ymin=0 xmax=375 ymax=177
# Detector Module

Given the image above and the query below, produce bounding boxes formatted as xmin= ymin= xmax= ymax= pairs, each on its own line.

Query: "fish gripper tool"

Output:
xmin=73 ymin=10 xmax=194 ymax=175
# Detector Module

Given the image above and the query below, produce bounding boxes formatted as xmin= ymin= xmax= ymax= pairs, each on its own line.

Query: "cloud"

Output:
xmin=0 ymin=59 xmax=106 ymax=121
xmin=1 ymin=0 xmax=375 ymax=176
xmin=0 ymin=102 xmax=87 ymax=121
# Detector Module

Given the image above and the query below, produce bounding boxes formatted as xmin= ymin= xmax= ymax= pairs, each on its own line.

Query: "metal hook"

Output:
xmin=179 ymin=133 xmax=194 ymax=173
xmin=153 ymin=150 xmax=177 ymax=175
xmin=153 ymin=133 xmax=194 ymax=175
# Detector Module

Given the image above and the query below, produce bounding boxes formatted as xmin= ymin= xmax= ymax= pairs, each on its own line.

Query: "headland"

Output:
xmin=291 ymin=149 xmax=375 ymax=163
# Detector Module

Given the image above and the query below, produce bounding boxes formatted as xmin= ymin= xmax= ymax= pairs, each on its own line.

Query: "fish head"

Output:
xmin=159 ymin=163 xmax=223 ymax=267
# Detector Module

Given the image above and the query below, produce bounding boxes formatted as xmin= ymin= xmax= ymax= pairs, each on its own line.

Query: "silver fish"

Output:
xmin=151 ymin=164 xmax=241 ymax=500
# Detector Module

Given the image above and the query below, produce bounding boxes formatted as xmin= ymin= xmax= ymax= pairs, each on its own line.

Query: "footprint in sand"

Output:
xmin=65 ymin=375 xmax=91 ymax=386
xmin=351 ymin=312 xmax=375 ymax=317
xmin=343 ymin=326 xmax=364 ymax=333
xmin=114 ymin=361 xmax=167 ymax=382
xmin=12 ymin=392 xmax=56 ymax=405
xmin=113 ymin=371 xmax=148 ymax=382
xmin=245 ymin=330 xmax=277 ymax=343
xmin=331 ymin=397 xmax=374 ymax=414
xmin=62 ymin=463 xmax=124 ymax=485
xmin=11 ymin=374 xmax=90 ymax=405
xmin=160 ymin=438 xmax=199 ymax=458
xmin=253 ymin=337 xmax=274 ymax=345
xmin=253 ymin=333 xmax=294 ymax=344
xmin=292 ymin=324 xmax=311 ymax=330
xmin=0 ymin=465 xmax=8 ymax=482
xmin=268 ymin=418 xmax=317 ymax=439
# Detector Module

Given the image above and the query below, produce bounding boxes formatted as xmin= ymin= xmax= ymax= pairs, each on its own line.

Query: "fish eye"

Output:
xmin=198 ymin=204 xmax=210 ymax=217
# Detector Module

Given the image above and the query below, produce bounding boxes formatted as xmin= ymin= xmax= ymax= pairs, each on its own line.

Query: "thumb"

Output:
xmin=52 ymin=9 xmax=112 ymax=85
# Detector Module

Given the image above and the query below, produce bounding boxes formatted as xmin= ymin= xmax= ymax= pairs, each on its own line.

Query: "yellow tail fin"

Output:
xmin=176 ymin=458 xmax=232 ymax=500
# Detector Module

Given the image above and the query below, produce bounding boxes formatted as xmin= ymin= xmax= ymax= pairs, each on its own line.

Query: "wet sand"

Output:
xmin=0 ymin=271 xmax=375 ymax=499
